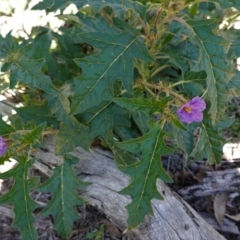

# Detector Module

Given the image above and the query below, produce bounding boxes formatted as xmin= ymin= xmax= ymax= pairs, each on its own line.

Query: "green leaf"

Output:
xmin=132 ymin=111 xmax=149 ymax=134
xmin=32 ymin=0 xmax=146 ymax=19
xmin=77 ymin=102 xmax=118 ymax=141
xmin=80 ymin=0 xmax=146 ymax=19
xmin=44 ymin=84 xmax=88 ymax=130
xmin=103 ymin=139 xmax=137 ymax=165
xmin=114 ymin=97 xmax=170 ymax=117
xmin=115 ymin=121 xmax=173 ymax=229
xmin=52 ymin=31 xmax=85 ymax=64
xmin=0 ymin=114 xmax=15 ymax=136
xmin=190 ymin=115 xmax=224 ymax=164
xmin=16 ymin=104 xmax=59 ymax=128
xmin=177 ymin=71 xmax=206 ymax=97
xmin=165 ymin=122 xmax=194 ymax=162
xmin=188 ymin=2 xmax=199 ymax=18
xmin=228 ymin=71 xmax=240 ymax=90
xmin=70 ymin=18 xmax=153 ymax=115
xmin=32 ymin=32 xmax=69 ymax=85
xmin=55 ymin=123 xmax=90 ymax=155
xmin=0 ymin=157 xmax=39 ymax=240
xmin=37 ymin=154 xmax=90 ymax=239
xmin=21 ymin=122 xmax=46 ymax=146
xmin=75 ymin=101 xmax=130 ymax=149
xmin=162 ymin=21 xmax=199 ymax=72
xmin=216 ymin=115 xmax=235 ymax=131
xmin=220 ymin=28 xmax=240 ymax=60
xmin=0 ymin=122 xmax=46 ymax=163
xmin=72 ymin=14 xmax=120 ymax=37
xmin=115 ymin=125 xmax=139 ymax=141
xmin=0 ymin=33 xmax=19 ymax=59
xmin=187 ymin=19 xmax=233 ymax=124
xmin=6 ymin=43 xmax=57 ymax=93
xmin=169 ymin=115 xmax=187 ymax=131
xmin=211 ymin=0 xmax=240 ymax=10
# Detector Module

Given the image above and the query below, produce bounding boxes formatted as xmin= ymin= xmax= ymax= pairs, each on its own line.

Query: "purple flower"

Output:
xmin=0 ymin=137 xmax=7 ymax=156
xmin=177 ymin=96 xmax=206 ymax=124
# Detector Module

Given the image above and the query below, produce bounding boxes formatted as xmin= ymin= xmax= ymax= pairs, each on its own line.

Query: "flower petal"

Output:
xmin=177 ymin=96 xmax=206 ymax=124
xmin=0 ymin=137 xmax=7 ymax=156
xmin=189 ymin=97 xmax=206 ymax=111
xmin=178 ymin=111 xmax=195 ymax=124
xmin=191 ymin=111 xmax=203 ymax=122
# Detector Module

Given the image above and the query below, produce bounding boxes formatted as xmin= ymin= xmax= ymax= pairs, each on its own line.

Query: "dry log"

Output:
xmin=179 ymin=168 xmax=240 ymax=200
xmin=31 ymin=136 xmax=226 ymax=240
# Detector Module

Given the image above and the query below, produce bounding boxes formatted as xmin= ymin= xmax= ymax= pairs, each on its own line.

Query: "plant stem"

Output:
xmin=171 ymin=80 xmax=195 ymax=87
xmin=151 ymin=65 xmax=169 ymax=78
xmin=144 ymin=86 xmax=156 ymax=97
xmin=154 ymin=56 xmax=170 ymax=59
xmin=142 ymin=82 xmax=186 ymax=102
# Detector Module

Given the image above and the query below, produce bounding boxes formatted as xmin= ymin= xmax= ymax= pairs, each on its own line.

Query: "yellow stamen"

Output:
xmin=184 ymin=106 xmax=192 ymax=113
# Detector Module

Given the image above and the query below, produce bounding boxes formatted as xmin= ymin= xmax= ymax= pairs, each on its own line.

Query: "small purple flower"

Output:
xmin=177 ymin=96 xmax=206 ymax=124
xmin=0 ymin=137 xmax=7 ymax=156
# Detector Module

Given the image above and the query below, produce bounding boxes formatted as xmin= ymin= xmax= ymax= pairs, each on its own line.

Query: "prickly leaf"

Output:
xmin=70 ymin=18 xmax=153 ymax=115
xmin=116 ymin=121 xmax=173 ymax=229
xmin=37 ymin=154 xmax=90 ymax=239
xmin=0 ymin=157 xmax=39 ymax=240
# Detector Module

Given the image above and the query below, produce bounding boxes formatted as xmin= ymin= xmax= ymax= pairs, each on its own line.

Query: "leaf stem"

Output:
xmin=171 ymin=80 xmax=195 ymax=87
xmin=144 ymin=85 xmax=156 ymax=97
xmin=154 ymin=56 xmax=169 ymax=59
xmin=150 ymin=65 xmax=169 ymax=78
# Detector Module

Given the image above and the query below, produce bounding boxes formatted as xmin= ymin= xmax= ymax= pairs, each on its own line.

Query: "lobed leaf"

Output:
xmin=0 ymin=33 xmax=19 ymax=59
xmin=190 ymin=115 xmax=225 ymax=164
xmin=187 ymin=19 xmax=233 ymax=124
xmin=37 ymin=154 xmax=90 ymax=238
xmin=75 ymin=101 xmax=131 ymax=150
xmin=176 ymin=71 xmax=206 ymax=97
xmin=33 ymin=32 xmax=70 ymax=85
xmin=70 ymin=18 xmax=153 ymax=115
xmin=0 ymin=157 xmax=39 ymax=240
xmin=44 ymin=90 xmax=82 ymax=128
xmin=116 ymin=121 xmax=173 ymax=228
xmin=165 ymin=122 xmax=195 ymax=163
xmin=55 ymin=123 xmax=90 ymax=154
xmin=0 ymin=122 xmax=46 ymax=164
xmin=103 ymin=139 xmax=137 ymax=166
xmin=20 ymin=122 xmax=46 ymax=146
xmin=16 ymin=104 xmax=59 ymax=128
xmin=32 ymin=0 xmax=146 ymax=19
xmin=7 ymin=44 xmax=57 ymax=93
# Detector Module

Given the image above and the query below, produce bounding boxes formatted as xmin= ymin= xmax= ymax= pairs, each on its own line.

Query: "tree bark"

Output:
xmin=32 ymin=136 xmax=226 ymax=240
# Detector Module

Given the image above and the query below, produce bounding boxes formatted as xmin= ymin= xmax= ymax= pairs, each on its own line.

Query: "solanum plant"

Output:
xmin=0 ymin=0 xmax=240 ymax=239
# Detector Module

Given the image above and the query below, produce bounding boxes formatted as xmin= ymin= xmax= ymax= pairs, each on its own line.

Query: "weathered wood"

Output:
xmin=179 ymin=168 xmax=240 ymax=200
xmin=31 ymin=136 xmax=226 ymax=240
